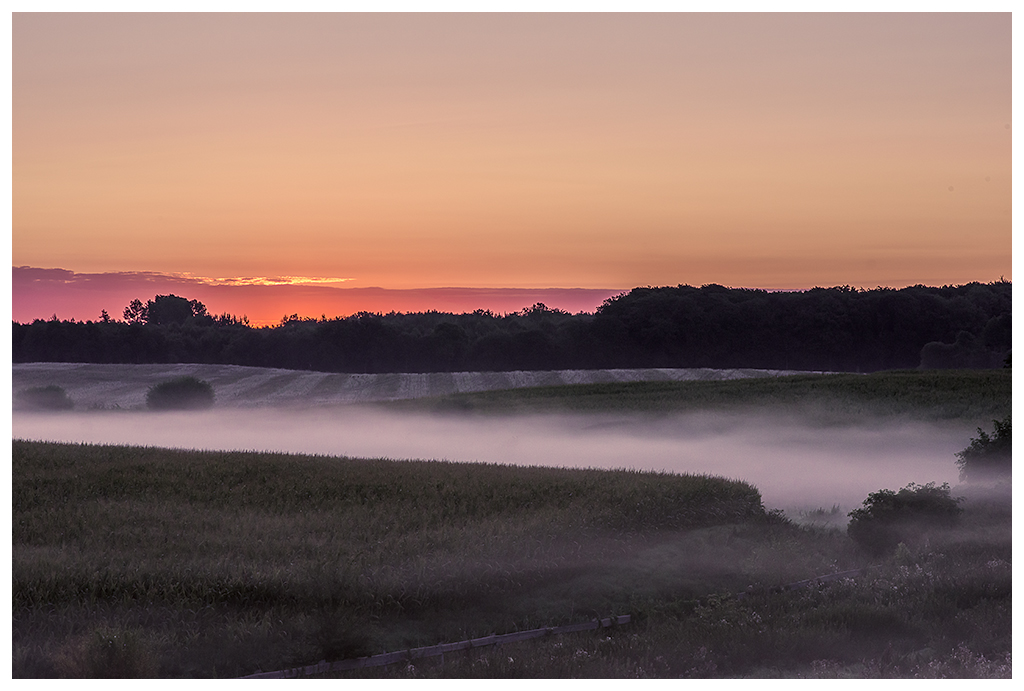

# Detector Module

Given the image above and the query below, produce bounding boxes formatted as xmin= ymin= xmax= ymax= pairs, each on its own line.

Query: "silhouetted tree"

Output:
xmin=14 ymin=282 xmax=1012 ymax=374
xmin=146 ymin=295 xmax=204 ymax=326
xmin=123 ymin=299 xmax=147 ymax=324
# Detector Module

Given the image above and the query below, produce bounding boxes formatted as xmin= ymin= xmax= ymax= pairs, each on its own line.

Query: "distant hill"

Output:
xmin=12 ymin=363 xmax=815 ymax=410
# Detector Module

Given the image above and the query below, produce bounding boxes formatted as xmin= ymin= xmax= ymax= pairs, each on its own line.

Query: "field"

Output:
xmin=12 ymin=362 xmax=820 ymax=409
xmin=11 ymin=367 xmax=1012 ymax=677
xmin=394 ymin=368 xmax=1011 ymax=422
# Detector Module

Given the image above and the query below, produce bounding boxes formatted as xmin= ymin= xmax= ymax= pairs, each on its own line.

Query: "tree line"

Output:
xmin=11 ymin=282 xmax=1011 ymax=373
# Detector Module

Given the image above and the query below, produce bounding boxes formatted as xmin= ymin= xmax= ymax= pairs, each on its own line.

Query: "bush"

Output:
xmin=955 ymin=415 xmax=1011 ymax=481
xmin=146 ymin=376 xmax=215 ymax=410
xmin=847 ymin=483 xmax=962 ymax=556
xmin=16 ymin=385 xmax=73 ymax=411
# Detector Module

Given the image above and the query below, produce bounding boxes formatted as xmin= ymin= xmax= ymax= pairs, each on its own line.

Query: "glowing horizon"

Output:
xmin=149 ymin=273 xmax=356 ymax=288
xmin=12 ymin=13 xmax=1011 ymax=305
xmin=12 ymin=265 xmax=632 ymax=326
xmin=13 ymin=264 xmax=1011 ymax=328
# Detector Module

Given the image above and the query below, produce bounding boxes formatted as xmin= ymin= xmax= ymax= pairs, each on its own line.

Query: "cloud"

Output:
xmin=188 ymin=275 xmax=355 ymax=287
xmin=13 ymin=267 xmax=353 ymax=289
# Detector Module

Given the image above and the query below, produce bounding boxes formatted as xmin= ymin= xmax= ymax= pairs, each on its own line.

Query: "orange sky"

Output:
xmin=11 ymin=13 xmax=1012 ymax=320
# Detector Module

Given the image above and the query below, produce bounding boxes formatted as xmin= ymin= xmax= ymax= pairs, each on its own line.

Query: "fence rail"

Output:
xmin=241 ymin=615 xmax=632 ymax=678
xmin=241 ymin=565 xmax=877 ymax=678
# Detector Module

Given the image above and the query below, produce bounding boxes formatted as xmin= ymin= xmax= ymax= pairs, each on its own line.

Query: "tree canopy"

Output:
xmin=13 ymin=282 xmax=1011 ymax=374
xmin=123 ymin=295 xmax=209 ymax=326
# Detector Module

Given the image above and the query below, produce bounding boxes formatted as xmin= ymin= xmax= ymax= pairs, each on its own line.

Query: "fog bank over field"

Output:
xmin=12 ymin=405 xmax=965 ymax=514
xmin=13 ymin=363 xmax=975 ymax=516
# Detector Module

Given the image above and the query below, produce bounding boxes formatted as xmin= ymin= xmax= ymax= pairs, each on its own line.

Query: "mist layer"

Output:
xmin=12 ymin=406 xmax=966 ymax=514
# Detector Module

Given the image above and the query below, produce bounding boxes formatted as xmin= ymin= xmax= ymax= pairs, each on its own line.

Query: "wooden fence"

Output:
xmin=241 ymin=615 xmax=632 ymax=678
xmin=240 ymin=565 xmax=876 ymax=678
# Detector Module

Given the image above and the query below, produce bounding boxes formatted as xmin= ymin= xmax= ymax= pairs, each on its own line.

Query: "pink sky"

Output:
xmin=13 ymin=267 xmax=623 ymax=325
xmin=11 ymin=13 xmax=1012 ymax=322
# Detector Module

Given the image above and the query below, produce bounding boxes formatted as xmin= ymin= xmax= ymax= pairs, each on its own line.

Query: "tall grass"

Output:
xmin=14 ymin=441 xmax=778 ymax=677
xmin=12 ymin=437 xmax=1010 ymax=678
xmin=323 ymin=488 xmax=1014 ymax=679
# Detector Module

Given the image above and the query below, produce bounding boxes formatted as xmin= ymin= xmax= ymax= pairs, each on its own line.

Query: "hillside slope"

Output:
xmin=12 ymin=362 xmax=817 ymax=409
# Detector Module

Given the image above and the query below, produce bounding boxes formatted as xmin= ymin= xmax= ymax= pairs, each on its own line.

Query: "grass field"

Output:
xmin=393 ymin=369 xmax=1011 ymax=424
xmin=12 ymin=362 xmax=817 ymax=410
xmin=12 ymin=444 xmax=1011 ymax=677
xmin=11 ymin=369 xmax=1012 ymax=678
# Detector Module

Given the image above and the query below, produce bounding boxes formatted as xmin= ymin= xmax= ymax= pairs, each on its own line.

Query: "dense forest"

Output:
xmin=12 ymin=282 xmax=1011 ymax=374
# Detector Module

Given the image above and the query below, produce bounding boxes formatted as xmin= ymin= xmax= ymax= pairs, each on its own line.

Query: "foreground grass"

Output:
xmin=390 ymin=369 xmax=1011 ymax=424
xmin=12 ymin=440 xmax=1010 ymax=678
xmin=13 ymin=440 xmax=773 ymax=677
xmin=352 ymin=484 xmax=1012 ymax=678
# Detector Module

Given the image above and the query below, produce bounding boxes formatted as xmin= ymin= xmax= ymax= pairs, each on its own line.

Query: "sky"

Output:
xmin=11 ymin=12 xmax=1013 ymax=323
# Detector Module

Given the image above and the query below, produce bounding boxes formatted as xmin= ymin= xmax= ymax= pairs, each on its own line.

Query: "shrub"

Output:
xmin=146 ymin=376 xmax=215 ymax=410
xmin=847 ymin=483 xmax=962 ymax=556
xmin=16 ymin=385 xmax=73 ymax=411
xmin=955 ymin=415 xmax=1011 ymax=481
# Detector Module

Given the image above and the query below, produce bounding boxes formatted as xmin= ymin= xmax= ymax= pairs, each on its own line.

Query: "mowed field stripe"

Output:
xmin=12 ymin=363 xmax=816 ymax=410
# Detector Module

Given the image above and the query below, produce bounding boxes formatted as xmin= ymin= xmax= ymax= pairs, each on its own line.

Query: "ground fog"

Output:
xmin=12 ymin=405 xmax=967 ymax=516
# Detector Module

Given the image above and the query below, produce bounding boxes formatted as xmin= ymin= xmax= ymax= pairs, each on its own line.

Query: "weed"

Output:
xmin=794 ymin=505 xmax=846 ymax=530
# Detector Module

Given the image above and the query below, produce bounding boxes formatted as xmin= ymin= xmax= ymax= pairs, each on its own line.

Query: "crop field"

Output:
xmin=12 ymin=362 xmax=821 ymax=409
xmin=398 ymin=369 xmax=1011 ymax=422
xmin=13 ymin=368 xmax=1010 ymax=511
xmin=10 ymin=366 xmax=1012 ymax=678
